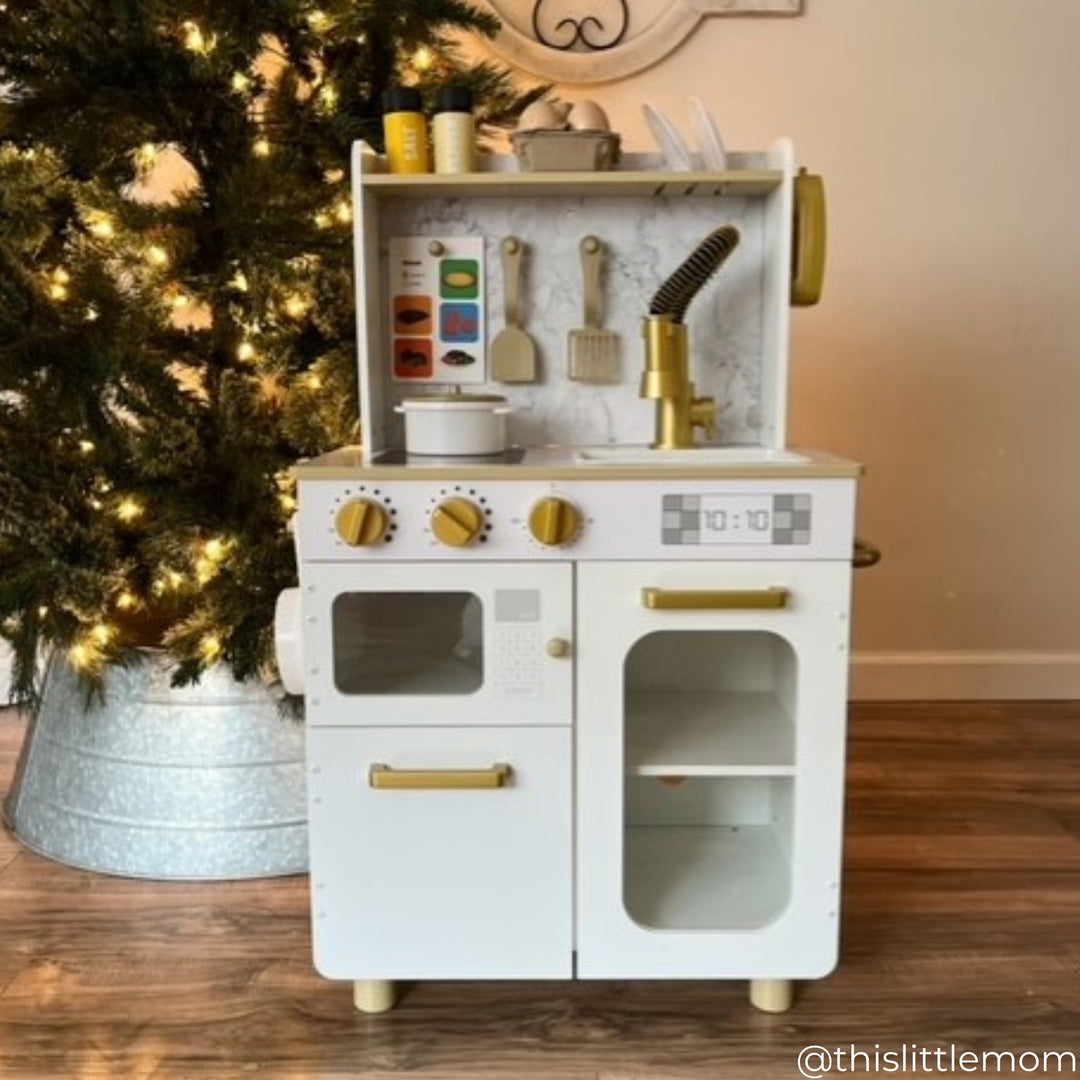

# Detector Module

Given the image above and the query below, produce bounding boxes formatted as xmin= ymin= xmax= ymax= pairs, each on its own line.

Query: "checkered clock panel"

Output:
xmin=661 ymin=494 xmax=813 ymax=545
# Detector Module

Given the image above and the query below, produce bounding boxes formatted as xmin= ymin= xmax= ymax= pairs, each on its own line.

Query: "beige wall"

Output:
xmin=536 ymin=0 xmax=1080 ymax=697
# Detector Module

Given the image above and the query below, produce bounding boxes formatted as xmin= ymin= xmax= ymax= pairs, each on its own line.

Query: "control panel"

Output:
xmin=299 ymin=478 xmax=857 ymax=562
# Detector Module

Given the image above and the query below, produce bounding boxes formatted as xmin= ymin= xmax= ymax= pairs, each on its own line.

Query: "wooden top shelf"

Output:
xmin=361 ymin=169 xmax=783 ymax=199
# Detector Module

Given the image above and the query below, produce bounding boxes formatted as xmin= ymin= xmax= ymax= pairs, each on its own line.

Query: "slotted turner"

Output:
xmin=490 ymin=235 xmax=537 ymax=383
xmin=568 ymin=235 xmax=619 ymax=383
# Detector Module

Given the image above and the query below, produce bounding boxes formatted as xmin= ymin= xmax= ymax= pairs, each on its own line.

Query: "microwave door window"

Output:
xmin=331 ymin=592 xmax=484 ymax=695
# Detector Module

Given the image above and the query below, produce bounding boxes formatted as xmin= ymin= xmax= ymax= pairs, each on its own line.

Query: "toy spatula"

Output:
xmin=490 ymin=236 xmax=537 ymax=383
xmin=568 ymin=235 xmax=619 ymax=383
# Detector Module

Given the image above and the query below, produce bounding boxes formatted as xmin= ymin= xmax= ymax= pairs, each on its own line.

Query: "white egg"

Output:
xmin=567 ymin=101 xmax=610 ymax=132
xmin=518 ymin=101 xmax=568 ymax=131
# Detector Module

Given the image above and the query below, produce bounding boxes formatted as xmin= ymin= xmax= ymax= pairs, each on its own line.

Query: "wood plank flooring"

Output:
xmin=1 ymin=702 xmax=1079 ymax=1079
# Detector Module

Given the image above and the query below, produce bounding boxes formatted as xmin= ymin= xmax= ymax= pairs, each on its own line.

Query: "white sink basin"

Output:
xmin=575 ymin=445 xmax=811 ymax=466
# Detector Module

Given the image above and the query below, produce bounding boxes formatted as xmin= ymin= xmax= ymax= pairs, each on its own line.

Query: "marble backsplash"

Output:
xmin=374 ymin=194 xmax=770 ymax=449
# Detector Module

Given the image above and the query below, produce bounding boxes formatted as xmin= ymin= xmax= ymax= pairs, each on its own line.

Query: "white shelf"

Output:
xmin=624 ymin=826 xmax=790 ymax=931
xmin=626 ymin=691 xmax=795 ymax=777
xmin=361 ymin=169 xmax=782 ymax=200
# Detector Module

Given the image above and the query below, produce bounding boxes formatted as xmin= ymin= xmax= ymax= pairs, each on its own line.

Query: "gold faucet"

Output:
xmin=640 ymin=225 xmax=739 ymax=450
xmin=640 ymin=313 xmax=716 ymax=450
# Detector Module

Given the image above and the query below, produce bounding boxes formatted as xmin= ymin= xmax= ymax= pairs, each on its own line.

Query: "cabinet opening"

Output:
xmin=623 ymin=776 xmax=794 ymax=931
xmin=624 ymin=631 xmax=797 ymax=774
xmin=332 ymin=592 xmax=483 ymax=695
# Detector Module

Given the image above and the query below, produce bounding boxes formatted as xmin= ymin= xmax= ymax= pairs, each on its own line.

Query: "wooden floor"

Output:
xmin=1 ymin=703 xmax=1079 ymax=1079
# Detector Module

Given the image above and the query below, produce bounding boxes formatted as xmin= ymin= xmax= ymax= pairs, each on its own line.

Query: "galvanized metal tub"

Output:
xmin=4 ymin=652 xmax=307 ymax=879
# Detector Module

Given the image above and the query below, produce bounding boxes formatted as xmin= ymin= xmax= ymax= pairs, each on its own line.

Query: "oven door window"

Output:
xmin=332 ymin=592 xmax=483 ymax=695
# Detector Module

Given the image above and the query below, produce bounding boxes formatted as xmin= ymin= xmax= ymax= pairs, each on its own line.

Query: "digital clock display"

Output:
xmin=661 ymin=493 xmax=813 ymax=546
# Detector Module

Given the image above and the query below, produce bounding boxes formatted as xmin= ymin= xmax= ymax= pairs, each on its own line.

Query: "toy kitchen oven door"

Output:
xmin=282 ymin=559 xmax=575 ymax=992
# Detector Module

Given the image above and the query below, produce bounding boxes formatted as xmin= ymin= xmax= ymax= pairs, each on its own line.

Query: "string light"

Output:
xmin=200 ymin=635 xmax=223 ymax=662
xmin=85 ymin=305 xmax=100 ymax=322
xmin=334 ymin=199 xmax=352 ymax=224
xmin=230 ymin=269 xmax=249 ymax=292
xmin=115 ymin=497 xmax=144 ymax=523
xmin=79 ymin=440 xmax=96 ymax=454
xmin=135 ymin=143 xmax=159 ymax=171
xmin=90 ymin=623 xmax=114 ymax=646
xmin=48 ymin=267 xmax=70 ymax=302
xmin=169 ymin=291 xmax=192 ymax=310
xmin=313 ymin=211 xmax=332 ymax=230
xmin=144 ymin=245 xmax=170 ymax=268
xmin=317 ymin=83 xmax=338 ymax=111
xmin=115 ymin=592 xmax=138 ymax=611
xmin=305 ymin=373 xmax=323 ymax=390
xmin=181 ymin=20 xmax=216 ymax=54
xmin=69 ymin=642 xmax=93 ymax=669
xmin=306 ymin=9 xmax=330 ymax=30
xmin=412 ymin=47 xmax=434 ymax=72
xmin=283 ymin=294 xmax=309 ymax=319
xmin=279 ymin=493 xmax=298 ymax=513
xmin=231 ymin=72 xmax=252 ymax=93
xmin=237 ymin=340 xmax=256 ymax=362
xmin=37 ymin=606 xmax=49 ymax=619
xmin=87 ymin=213 xmax=116 ymax=240
xmin=252 ymin=137 xmax=271 ymax=158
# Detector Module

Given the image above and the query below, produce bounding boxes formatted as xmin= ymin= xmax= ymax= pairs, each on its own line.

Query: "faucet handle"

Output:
xmin=690 ymin=395 xmax=717 ymax=442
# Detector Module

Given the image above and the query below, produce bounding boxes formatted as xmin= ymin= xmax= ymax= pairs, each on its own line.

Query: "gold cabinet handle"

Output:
xmin=853 ymin=537 xmax=882 ymax=569
xmin=792 ymin=169 xmax=827 ymax=307
xmin=641 ymin=587 xmax=790 ymax=611
xmin=369 ymin=763 xmax=512 ymax=790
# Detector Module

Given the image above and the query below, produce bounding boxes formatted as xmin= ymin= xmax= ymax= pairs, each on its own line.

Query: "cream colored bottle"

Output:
xmin=432 ymin=86 xmax=475 ymax=174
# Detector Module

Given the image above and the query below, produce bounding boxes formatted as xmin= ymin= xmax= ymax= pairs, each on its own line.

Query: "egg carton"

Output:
xmin=510 ymin=129 xmax=622 ymax=173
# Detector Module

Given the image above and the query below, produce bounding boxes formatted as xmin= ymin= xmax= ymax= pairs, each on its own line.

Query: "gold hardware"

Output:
xmin=369 ymin=763 xmax=512 ymax=790
xmin=528 ymin=497 xmax=582 ymax=547
xmin=640 ymin=315 xmax=716 ymax=450
xmin=335 ymin=498 xmax=390 ymax=547
xmin=853 ymin=537 xmax=882 ymax=569
xmin=641 ymin=586 xmax=790 ymax=610
xmin=430 ymin=497 xmax=484 ymax=547
xmin=546 ymin=637 xmax=571 ymax=658
xmin=792 ymin=169 xmax=826 ymax=306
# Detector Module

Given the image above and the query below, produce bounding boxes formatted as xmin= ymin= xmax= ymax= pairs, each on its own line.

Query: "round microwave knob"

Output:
xmin=335 ymin=498 xmax=390 ymax=547
xmin=431 ymin=497 xmax=484 ymax=548
xmin=528 ymin=497 xmax=582 ymax=547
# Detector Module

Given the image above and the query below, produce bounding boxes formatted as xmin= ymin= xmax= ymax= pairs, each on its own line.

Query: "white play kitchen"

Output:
xmin=275 ymin=125 xmax=872 ymax=1016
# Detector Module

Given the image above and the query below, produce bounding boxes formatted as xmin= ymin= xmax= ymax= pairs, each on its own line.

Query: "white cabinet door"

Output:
xmin=576 ymin=560 xmax=852 ymax=979
xmin=308 ymin=726 xmax=572 ymax=979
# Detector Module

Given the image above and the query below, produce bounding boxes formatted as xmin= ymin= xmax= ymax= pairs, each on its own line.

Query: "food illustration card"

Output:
xmin=388 ymin=236 xmax=485 ymax=384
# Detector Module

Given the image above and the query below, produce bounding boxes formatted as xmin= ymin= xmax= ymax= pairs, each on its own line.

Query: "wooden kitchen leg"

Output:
xmin=353 ymin=980 xmax=396 ymax=1014
xmin=749 ymin=978 xmax=794 ymax=1013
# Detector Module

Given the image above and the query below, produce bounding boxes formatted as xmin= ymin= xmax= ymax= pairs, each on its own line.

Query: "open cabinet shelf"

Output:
xmin=624 ymin=825 xmax=790 ymax=931
xmin=626 ymin=690 xmax=795 ymax=777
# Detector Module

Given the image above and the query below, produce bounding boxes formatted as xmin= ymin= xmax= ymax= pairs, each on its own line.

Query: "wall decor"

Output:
xmin=481 ymin=0 xmax=803 ymax=84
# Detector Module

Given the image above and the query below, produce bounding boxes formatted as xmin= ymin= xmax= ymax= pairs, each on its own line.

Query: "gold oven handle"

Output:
xmin=369 ymin=763 xmax=512 ymax=790
xmin=641 ymin=587 xmax=790 ymax=611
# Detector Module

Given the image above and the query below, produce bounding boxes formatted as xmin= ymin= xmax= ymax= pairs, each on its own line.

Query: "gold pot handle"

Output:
xmin=369 ymin=763 xmax=512 ymax=790
xmin=641 ymin=587 xmax=789 ymax=611
xmin=792 ymin=169 xmax=826 ymax=306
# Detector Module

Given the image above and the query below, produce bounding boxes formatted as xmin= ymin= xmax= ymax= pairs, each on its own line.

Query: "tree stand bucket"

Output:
xmin=3 ymin=651 xmax=307 ymax=879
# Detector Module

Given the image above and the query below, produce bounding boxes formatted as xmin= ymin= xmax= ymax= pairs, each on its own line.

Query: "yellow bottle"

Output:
xmin=382 ymin=87 xmax=429 ymax=174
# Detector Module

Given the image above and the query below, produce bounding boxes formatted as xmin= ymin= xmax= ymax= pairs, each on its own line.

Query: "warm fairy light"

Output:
xmin=37 ymin=606 xmax=49 ymax=619
xmin=305 ymin=373 xmax=323 ymax=390
xmin=200 ymin=635 xmax=223 ymax=661
xmin=317 ymin=83 xmax=338 ymax=111
xmin=231 ymin=72 xmax=252 ymax=93
xmin=237 ymin=340 xmax=256 ymax=362
xmin=169 ymin=291 xmax=191 ymax=310
xmin=85 ymin=305 xmax=100 ymax=322
xmin=412 ymin=47 xmax=434 ymax=71
xmin=283 ymin=294 xmax=309 ymax=319
xmin=307 ymin=9 xmax=329 ymax=30
xmin=48 ymin=282 xmax=69 ymax=302
xmin=313 ymin=211 xmax=332 ymax=230
xmin=116 ymin=497 xmax=144 ymax=523
xmin=230 ymin=269 xmax=249 ymax=292
xmin=145 ymin=245 xmax=170 ymax=268
xmin=88 ymin=496 xmax=104 ymax=510
xmin=182 ymin=20 xmax=216 ymax=54
xmin=116 ymin=592 xmax=138 ymax=611
xmin=252 ymin=137 xmax=271 ymax=158
xmin=88 ymin=213 xmax=116 ymax=240
xmin=135 ymin=143 xmax=159 ymax=170
xmin=203 ymin=537 xmax=228 ymax=562
xmin=334 ymin=199 xmax=352 ymax=224
xmin=79 ymin=440 xmax=96 ymax=454
xmin=279 ymin=492 xmax=298 ymax=513
xmin=90 ymin=624 xmax=114 ymax=646
xmin=53 ymin=268 xmax=71 ymax=284
xmin=69 ymin=643 xmax=93 ymax=669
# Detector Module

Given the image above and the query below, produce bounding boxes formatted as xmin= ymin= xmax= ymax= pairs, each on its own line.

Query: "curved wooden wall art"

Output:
xmin=481 ymin=0 xmax=803 ymax=84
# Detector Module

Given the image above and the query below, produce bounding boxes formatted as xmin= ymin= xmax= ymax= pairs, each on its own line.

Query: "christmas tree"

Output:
xmin=0 ymin=1 xmax=540 ymax=704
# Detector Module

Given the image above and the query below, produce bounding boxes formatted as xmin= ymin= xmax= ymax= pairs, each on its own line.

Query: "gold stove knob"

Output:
xmin=431 ymin=497 xmax=484 ymax=548
xmin=335 ymin=498 xmax=390 ymax=547
xmin=529 ymin=497 xmax=582 ymax=547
